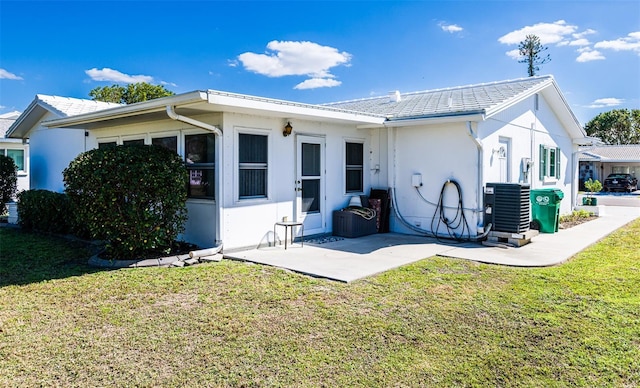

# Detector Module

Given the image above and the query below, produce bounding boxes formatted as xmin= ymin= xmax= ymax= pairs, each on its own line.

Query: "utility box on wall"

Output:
xmin=484 ymin=183 xmax=530 ymax=233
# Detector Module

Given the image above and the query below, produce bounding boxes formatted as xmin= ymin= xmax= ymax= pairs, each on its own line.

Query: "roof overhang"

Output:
xmin=6 ymin=99 xmax=51 ymax=138
xmin=44 ymin=90 xmax=385 ymax=130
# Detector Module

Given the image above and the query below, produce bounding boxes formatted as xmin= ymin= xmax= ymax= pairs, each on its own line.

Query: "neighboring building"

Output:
xmin=5 ymin=95 xmax=121 ymax=192
xmin=7 ymin=76 xmax=591 ymax=250
xmin=578 ymin=145 xmax=640 ymax=190
xmin=0 ymin=111 xmax=29 ymax=196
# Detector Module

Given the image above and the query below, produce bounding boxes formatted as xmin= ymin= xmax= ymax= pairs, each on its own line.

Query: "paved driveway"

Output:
xmin=579 ymin=192 xmax=640 ymax=207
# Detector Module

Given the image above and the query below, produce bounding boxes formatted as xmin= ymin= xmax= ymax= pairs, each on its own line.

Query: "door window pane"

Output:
xmin=302 ymin=179 xmax=320 ymax=213
xmin=302 ymin=143 xmax=321 ymax=176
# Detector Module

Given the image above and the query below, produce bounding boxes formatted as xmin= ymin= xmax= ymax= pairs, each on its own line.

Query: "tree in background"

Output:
xmin=518 ymin=34 xmax=550 ymax=77
xmin=89 ymin=82 xmax=174 ymax=104
xmin=584 ymin=109 xmax=640 ymax=145
xmin=0 ymin=155 xmax=18 ymax=213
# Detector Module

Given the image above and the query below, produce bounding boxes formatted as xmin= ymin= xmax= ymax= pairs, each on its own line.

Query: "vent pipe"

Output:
xmin=388 ymin=90 xmax=401 ymax=103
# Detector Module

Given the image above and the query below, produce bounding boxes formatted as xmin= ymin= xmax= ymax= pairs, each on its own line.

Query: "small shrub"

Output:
xmin=559 ymin=209 xmax=595 ymax=223
xmin=17 ymin=190 xmax=73 ymax=234
xmin=0 ymin=155 xmax=18 ymax=213
xmin=584 ymin=178 xmax=602 ymax=195
xmin=63 ymin=145 xmax=187 ymax=259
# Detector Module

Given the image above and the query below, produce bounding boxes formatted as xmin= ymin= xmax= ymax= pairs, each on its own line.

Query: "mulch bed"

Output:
xmin=559 ymin=216 xmax=598 ymax=230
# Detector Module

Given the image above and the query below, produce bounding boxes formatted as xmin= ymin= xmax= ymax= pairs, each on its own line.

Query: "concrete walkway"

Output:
xmin=225 ymin=206 xmax=640 ymax=282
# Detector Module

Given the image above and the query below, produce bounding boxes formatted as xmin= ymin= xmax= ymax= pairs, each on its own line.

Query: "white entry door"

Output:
xmin=498 ymin=137 xmax=511 ymax=183
xmin=296 ymin=135 xmax=326 ymax=236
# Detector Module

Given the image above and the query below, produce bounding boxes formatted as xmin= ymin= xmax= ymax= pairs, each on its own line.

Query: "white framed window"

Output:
xmin=185 ymin=133 xmax=215 ymax=199
xmin=345 ymin=140 xmax=364 ymax=193
xmin=238 ymin=132 xmax=268 ymax=200
xmin=0 ymin=148 xmax=25 ymax=172
xmin=539 ymin=144 xmax=561 ymax=180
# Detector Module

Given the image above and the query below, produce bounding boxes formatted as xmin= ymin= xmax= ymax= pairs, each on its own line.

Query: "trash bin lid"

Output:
xmin=530 ymin=188 xmax=564 ymax=204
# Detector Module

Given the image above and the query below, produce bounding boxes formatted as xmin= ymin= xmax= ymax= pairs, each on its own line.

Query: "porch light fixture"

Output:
xmin=283 ymin=121 xmax=293 ymax=137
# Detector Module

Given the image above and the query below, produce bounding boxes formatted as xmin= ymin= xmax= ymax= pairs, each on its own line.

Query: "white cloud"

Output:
xmin=594 ymin=31 xmax=640 ymax=53
xmin=573 ymin=29 xmax=597 ymax=39
xmin=576 ymin=49 xmax=605 ymax=62
xmin=294 ymin=78 xmax=342 ymax=90
xmin=0 ymin=68 xmax=23 ymax=80
xmin=85 ymin=67 xmax=153 ymax=83
xmin=505 ymin=49 xmax=521 ymax=60
xmin=568 ymin=38 xmax=590 ymax=47
xmin=498 ymin=20 xmax=578 ymax=45
xmin=587 ymin=98 xmax=624 ymax=108
xmin=161 ymin=81 xmax=178 ymax=87
xmin=439 ymin=23 xmax=463 ymax=33
xmin=238 ymin=40 xmax=351 ymax=89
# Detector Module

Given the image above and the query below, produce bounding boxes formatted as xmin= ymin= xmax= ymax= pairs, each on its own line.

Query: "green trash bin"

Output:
xmin=530 ymin=188 xmax=564 ymax=233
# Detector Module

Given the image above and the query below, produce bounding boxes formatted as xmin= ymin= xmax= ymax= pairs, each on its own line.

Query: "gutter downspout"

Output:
xmin=166 ymin=105 xmax=224 ymax=247
xmin=466 ymin=121 xmax=484 ymax=234
xmin=166 ymin=105 xmax=222 ymax=136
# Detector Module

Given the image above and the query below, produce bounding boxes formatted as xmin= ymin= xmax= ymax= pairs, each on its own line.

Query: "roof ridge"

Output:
xmin=323 ymin=75 xmax=553 ymax=106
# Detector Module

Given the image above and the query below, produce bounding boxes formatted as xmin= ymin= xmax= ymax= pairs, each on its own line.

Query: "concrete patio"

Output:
xmin=224 ymin=206 xmax=640 ymax=282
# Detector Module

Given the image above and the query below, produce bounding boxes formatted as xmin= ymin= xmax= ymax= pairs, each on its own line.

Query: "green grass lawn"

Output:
xmin=1 ymin=223 xmax=639 ymax=387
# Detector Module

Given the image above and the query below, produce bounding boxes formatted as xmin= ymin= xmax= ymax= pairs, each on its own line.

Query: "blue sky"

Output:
xmin=1 ymin=0 xmax=638 ymax=126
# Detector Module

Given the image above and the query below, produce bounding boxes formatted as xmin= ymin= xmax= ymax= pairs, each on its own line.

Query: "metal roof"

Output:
xmin=579 ymin=145 xmax=640 ymax=162
xmin=35 ymin=95 xmax=122 ymax=117
xmin=324 ymin=76 xmax=553 ymax=120
xmin=6 ymin=95 xmax=121 ymax=138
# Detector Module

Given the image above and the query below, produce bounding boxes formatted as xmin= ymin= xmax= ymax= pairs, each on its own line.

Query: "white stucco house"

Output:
xmin=7 ymin=75 xmax=592 ymax=250
xmin=0 ymin=111 xmax=29 ymax=195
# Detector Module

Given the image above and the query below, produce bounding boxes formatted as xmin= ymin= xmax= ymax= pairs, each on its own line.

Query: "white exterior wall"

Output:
xmin=29 ymin=112 xmax=86 ymax=193
xmin=220 ymin=113 xmax=370 ymax=250
xmin=480 ymin=94 xmax=576 ymax=215
xmin=389 ymin=122 xmax=481 ymax=237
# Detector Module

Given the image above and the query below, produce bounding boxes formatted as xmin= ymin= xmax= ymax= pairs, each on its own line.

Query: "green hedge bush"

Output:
xmin=17 ymin=190 xmax=73 ymax=234
xmin=0 ymin=155 xmax=18 ymax=213
xmin=63 ymin=145 xmax=188 ymax=259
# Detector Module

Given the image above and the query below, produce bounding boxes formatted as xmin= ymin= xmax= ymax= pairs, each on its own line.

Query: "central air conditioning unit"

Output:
xmin=484 ymin=183 xmax=530 ymax=233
